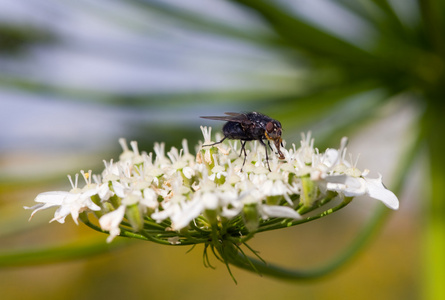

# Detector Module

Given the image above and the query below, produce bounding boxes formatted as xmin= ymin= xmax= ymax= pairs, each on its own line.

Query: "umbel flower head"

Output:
xmin=25 ymin=127 xmax=398 ymax=275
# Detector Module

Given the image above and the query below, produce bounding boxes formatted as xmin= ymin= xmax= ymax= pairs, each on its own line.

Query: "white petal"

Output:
xmin=141 ymin=188 xmax=158 ymax=209
xmin=261 ymin=205 xmax=301 ymax=219
xmin=325 ymin=175 xmax=367 ymax=196
xmin=51 ymin=205 xmax=72 ymax=224
xmin=150 ymin=209 xmax=170 ymax=222
xmin=364 ymin=175 xmax=399 ymax=210
xmin=82 ymin=187 xmax=100 ymax=198
xmin=83 ymin=198 xmax=101 ymax=212
xmin=182 ymin=167 xmax=194 ymax=179
xmin=99 ymin=205 xmax=126 ymax=242
xmin=203 ymin=193 xmax=218 ymax=210
xmin=342 ymin=177 xmax=367 ymax=197
xmin=221 ymin=207 xmax=241 ymax=218
xmin=262 ymin=180 xmax=274 ymax=194
xmin=34 ymin=191 xmax=71 ymax=205
xmin=323 ymin=149 xmax=339 ymax=167
xmin=24 ymin=203 xmax=46 ymax=221
xmin=112 ymin=181 xmax=126 ymax=198
xmin=98 ymin=183 xmax=113 ymax=200
xmin=171 ymin=200 xmax=204 ymax=231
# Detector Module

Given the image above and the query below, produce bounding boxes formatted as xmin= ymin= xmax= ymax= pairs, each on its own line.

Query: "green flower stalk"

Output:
xmin=25 ymin=127 xmax=398 ymax=278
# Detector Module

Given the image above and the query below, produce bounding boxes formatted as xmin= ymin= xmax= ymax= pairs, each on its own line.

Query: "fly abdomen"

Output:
xmin=222 ymin=122 xmax=254 ymax=141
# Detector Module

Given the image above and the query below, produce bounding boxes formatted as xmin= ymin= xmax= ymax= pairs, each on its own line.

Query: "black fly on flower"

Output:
xmin=200 ymin=112 xmax=285 ymax=171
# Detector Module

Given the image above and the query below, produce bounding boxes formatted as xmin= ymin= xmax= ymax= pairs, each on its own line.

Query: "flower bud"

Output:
xmin=243 ymin=203 xmax=259 ymax=232
xmin=301 ymin=176 xmax=318 ymax=208
xmin=126 ymin=203 xmax=143 ymax=232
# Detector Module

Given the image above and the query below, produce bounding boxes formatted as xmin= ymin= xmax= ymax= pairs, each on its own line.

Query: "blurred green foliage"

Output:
xmin=0 ymin=23 xmax=54 ymax=55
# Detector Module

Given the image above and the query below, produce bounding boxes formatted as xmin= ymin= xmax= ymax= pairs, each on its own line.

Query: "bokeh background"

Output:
xmin=2 ymin=0 xmax=443 ymax=299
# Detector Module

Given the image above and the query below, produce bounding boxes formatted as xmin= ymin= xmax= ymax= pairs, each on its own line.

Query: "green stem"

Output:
xmin=224 ymin=124 xmax=423 ymax=279
xmin=422 ymin=100 xmax=445 ymax=300
xmin=225 ymin=205 xmax=389 ymax=280
xmin=255 ymin=196 xmax=343 ymax=233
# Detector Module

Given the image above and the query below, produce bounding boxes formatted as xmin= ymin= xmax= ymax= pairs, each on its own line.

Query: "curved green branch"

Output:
xmin=223 ymin=204 xmax=388 ymax=280
xmin=221 ymin=124 xmax=423 ymax=280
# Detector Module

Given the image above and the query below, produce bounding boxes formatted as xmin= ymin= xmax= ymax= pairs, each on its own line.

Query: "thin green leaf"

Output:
xmin=71 ymin=0 xmax=283 ymax=47
xmin=418 ymin=0 xmax=445 ymax=53
xmin=229 ymin=0 xmax=377 ymax=65
xmin=335 ymin=0 xmax=415 ymax=43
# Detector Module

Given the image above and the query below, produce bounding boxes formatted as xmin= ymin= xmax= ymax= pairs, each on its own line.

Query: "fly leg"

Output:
xmin=202 ymin=136 xmax=227 ymax=147
xmin=267 ymin=140 xmax=274 ymax=152
xmin=240 ymin=140 xmax=248 ymax=170
xmin=260 ymin=139 xmax=271 ymax=172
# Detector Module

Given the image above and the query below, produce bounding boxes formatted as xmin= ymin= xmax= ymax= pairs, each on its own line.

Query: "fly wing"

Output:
xmin=200 ymin=112 xmax=252 ymax=124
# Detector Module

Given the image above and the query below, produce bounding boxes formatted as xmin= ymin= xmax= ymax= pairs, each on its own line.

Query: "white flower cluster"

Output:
xmin=26 ymin=127 xmax=398 ymax=243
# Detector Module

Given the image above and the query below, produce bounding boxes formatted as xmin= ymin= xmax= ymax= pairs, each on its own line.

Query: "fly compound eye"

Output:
xmin=266 ymin=122 xmax=274 ymax=133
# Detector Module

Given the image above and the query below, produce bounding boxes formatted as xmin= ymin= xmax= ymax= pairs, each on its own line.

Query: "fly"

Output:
xmin=200 ymin=112 xmax=285 ymax=171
